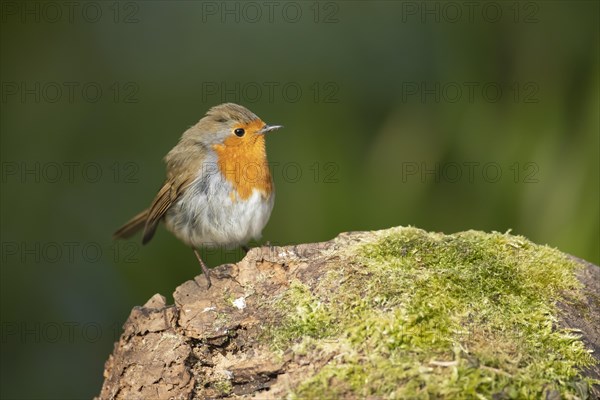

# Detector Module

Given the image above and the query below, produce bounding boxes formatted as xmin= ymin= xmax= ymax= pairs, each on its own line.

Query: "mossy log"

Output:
xmin=97 ymin=227 xmax=599 ymax=399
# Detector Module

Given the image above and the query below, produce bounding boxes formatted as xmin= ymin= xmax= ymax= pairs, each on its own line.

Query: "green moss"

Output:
xmin=268 ymin=280 xmax=336 ymax=350
xmin=213 ymin=379 xmax=233 ymax=395
xmin=267 ymin=227 xmax=598 ymax=398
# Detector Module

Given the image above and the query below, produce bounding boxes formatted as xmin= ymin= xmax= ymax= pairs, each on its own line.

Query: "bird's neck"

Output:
xmin=212 ymin=135 xmax=273 ymax=200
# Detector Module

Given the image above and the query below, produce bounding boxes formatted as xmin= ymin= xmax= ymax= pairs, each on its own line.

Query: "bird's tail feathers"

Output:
xmin=113 ymin=209 xmax=149 ymax=240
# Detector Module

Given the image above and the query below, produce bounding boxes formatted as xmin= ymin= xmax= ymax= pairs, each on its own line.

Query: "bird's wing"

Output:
xmin=142 ymin=175 xmax=195 ymax=244
xmin=142 ymin=141 xmax=207 ymax=245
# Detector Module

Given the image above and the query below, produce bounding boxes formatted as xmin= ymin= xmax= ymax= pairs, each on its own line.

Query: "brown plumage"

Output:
xmin=113 ymin=103 xmax=282 ymax=288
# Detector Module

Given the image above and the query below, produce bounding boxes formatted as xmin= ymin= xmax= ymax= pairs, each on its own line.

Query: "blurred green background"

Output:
xmin=1 ymin=1 xmax=598 ymax=398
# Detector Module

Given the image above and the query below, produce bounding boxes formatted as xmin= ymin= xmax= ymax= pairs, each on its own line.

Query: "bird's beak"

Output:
xmin=259 ymin=124 xmax=283 ymax=134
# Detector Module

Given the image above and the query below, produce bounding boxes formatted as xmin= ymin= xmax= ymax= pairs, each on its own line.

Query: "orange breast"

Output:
xmin=212 ymin=128 xmax=273 ymax=201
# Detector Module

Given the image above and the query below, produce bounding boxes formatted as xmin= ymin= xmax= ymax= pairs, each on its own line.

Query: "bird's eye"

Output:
xmin=234 ymin=128 xmax=245 ymax=137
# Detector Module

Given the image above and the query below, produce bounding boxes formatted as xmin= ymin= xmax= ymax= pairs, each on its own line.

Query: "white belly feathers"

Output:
xmin=164 ymin=165 xmax=274 ymax=249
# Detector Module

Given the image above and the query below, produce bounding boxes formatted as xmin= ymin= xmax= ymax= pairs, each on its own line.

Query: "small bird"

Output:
xmin=113 ymin=103 xmax=282 ymax=288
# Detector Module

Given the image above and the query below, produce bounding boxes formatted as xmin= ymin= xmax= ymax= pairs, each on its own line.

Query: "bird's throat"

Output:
xmin=212 ymin=135 xmax=273 ymax=201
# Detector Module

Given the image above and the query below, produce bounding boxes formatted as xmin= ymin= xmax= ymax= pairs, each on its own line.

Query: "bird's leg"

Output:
xmin=193 ymin=249 xmax=212 ymax=289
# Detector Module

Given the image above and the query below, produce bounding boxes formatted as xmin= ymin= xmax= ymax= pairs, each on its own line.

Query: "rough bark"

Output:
xmin=96 ymin=229 xmax=599 ymax=399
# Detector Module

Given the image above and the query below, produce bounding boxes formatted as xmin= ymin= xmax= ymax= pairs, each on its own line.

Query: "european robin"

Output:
xmin=113 ymin=103 xmax=282 ymax=287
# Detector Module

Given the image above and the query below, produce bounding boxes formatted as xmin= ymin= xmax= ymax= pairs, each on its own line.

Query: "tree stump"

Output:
xmin=97 ymin=228 xmax=599 ymax=399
